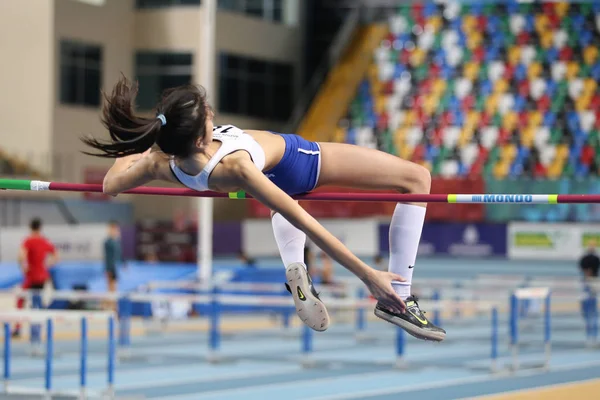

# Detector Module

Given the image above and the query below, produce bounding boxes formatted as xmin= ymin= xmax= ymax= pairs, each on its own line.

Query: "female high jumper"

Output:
xmin=83 ymin=78 xmax=445 ymax=342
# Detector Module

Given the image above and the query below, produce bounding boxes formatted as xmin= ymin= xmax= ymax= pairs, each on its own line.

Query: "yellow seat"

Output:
xmin=493 ymin=161 xmax=510 ymax=179
xmin=528 ymin=111 xmax=543 ymax=128
xmin=402 ymin=110 xmax=416 ymax=127
xmin=485 ymin=94 xmax=500 ymax=115
xmin=502 ymin=112 xmax=518 ymax=132
xmin=467 ymin=32 xmax=483 ymax=50
xmin=394 ymin=129 xmax=407 ymax=153
xmin=459 ymin=127 xmax=475 ymax=148
xmin=465 ymin=111 xmax=481 ymax=130
xmin=410 ymin=48 xmax=426 ymax=67
xmin=539 ymin=31 xmax=553 ymax=49
xmin=423 ymin=95 xmax=439 ymax=116
xmin=555 ymin=2 xmax=569 ymax=18
xmin=584 ymin=46 xmax=599 ymax=65
xmin=528 ymin=62 xmax=542 ymax=80
xmin=463 ymin=62 xmax=480 ymax=81
xmin=501 ymin=144 xmax=517 ymax=162
xmin=583 ymin=78 xmax=597 ymax=95
xmin=521 ymin=127 xmax=536 ymax=148
xmin=400 ymin=144 xmax=414 ymax=160
xmin=432 ymin=79 xmax=447 ymax=96
xmin=334 ymin=127 xmax=346 ymax=143
xmin=547 ymin=162 xmax=563 ymax=179
xmin=556 ymin=144 xmax=570 ymax=161
xmin=426 ymin=15 xmax=443 ymax=33
xmin=420 ymin=160 xmax=432 ymax=172
xmin=566 ymin=62 xmax=580 ymax=79
xmin=494 ymin=79 xmax=509 ymax=94
xmin=375 ymin=95 xmax=386 ymax=115
xmin=535 ymin=14 xmax=550 ymax=34
xmin=508 ymin=46 xmax=521 ymax=65
xmin=462 ymin=15 xmax=477 ymax=34
xmin=576 ymin=94 xmax=592 ymax=111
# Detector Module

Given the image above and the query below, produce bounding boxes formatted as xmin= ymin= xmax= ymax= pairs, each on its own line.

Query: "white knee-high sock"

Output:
xmin=271 ymin=212 xmax=307 ymax=268
xmin=388 ymin=203 xmax=426 ymax=300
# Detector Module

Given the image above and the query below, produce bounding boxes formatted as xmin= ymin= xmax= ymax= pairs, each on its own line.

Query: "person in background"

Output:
xmin=13 ymin=218 xmax=58 ymax=337
xmin=104 ymin=221 xmax=123 ymax=309
xmin=237 ymin=251 xmax=257 ymax=268
xmin=579 ymin=242 xmax=600 ymax=280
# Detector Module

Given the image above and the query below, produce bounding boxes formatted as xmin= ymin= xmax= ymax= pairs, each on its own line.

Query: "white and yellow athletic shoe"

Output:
xmin=285 ymin=263 xmax=330 ymax=332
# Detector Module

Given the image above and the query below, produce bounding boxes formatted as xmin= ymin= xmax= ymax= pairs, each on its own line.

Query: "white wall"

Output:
xmin=0 ymin=0 xmax=55 ymax=173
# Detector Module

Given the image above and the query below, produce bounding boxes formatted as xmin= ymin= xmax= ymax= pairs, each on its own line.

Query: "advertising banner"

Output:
xmin=379 ymin=223 xmax=507 ymax=257
xmin=508 ymin=222 xmax=600 ymax=260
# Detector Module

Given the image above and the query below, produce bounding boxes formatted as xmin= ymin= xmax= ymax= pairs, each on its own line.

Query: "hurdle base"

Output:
xmin=393 ymin=356 xmax=408 ymax=370
xmin=206 ymin=351 xmax=223 ymax=364
xmin=300 ymin=355 xmax=317 ymax=369
xmin=354 ymin=332 xmax=377 ymax=343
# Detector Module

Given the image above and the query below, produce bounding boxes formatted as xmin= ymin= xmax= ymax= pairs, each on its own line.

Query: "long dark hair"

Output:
xmin=82 ymin=76 xmax=209 ymax=158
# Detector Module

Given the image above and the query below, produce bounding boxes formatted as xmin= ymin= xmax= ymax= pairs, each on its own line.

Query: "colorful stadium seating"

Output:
xmin=342 ymin=1 xmax=600 ymax=179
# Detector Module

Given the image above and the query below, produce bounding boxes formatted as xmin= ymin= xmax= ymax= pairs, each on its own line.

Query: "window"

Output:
xmin=219 ymin=53 xmax=294 ymax=121
xmin=218 ymin=0 xmax=283 ymax=23
xmin=136 ymin=52 xmax=193 ymax=110
xmin=60 ymin=40 xmax=103 ymax=107
xmin=136 ymin=0 xmax=200 ymax=8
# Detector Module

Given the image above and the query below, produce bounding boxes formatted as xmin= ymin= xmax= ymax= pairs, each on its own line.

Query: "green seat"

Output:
xmin=518 ymin=3 xmax=533 ymax=14
xmin=580 ymin=64 xmax=590 ymax=78
xmin=550 ymin=128 xmax=562 ymax=144
xmin=414 ymin=65 xmax=428 ymax=82
xmin=483 ymin=3 xmax=495 ymax=15
xmin=475 ymin=95 xmax=485 ymax=112
xmin=567 ymin=33 xmax=578 ymax=48
xmin=492 ymin=113 xmax=503 ymax=127
xmin=463 ymin=48 xmax=473 ymax=62
xmin=581 ymin=3 xmax=593 ymax=16
xmin=562 ymin=162 xmax=574 ymax=177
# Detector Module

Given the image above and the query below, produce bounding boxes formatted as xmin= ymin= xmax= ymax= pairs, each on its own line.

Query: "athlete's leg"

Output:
xmin=317 ymin=143 xmax=430 ymax=298
xmin=271 ymin=210 xmax=330 ymax=331
xmin=317 ymin=143 xmax=444 ymax=341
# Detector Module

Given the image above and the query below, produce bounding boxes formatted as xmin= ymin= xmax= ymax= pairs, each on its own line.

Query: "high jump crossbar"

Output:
xmin=1 ymin=179 xmax=600 ymax=204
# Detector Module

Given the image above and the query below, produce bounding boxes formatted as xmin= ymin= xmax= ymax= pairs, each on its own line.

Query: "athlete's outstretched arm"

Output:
xmin=103 ymin=150 xmax=174 ymax=196
xmin=231 ymin=158 xmax=407 ymax=313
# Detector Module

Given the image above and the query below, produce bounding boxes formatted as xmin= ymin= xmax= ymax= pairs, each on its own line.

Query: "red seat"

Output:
xmin=517 ymin=31 xmax=531 ymax=45
xmin=518 ymin=111 xmax=529 ymax=127
xmin=462 ymin=94 xmax=476 ymax=111
xmin=581 ymin=144 xmax=595 ymax=165
xmin=473 ymin=46 xmax=485 ymax=63
xmin=518 ymin=80 xmax=530 ymax=97
xmin=400 ymin=49 xmax=411 ymax=65
xmin=534 ymin=162 xmax=547 ymax=178
xmin=537 ymin=95 xmax=551 ymax=112
xmin=504 ymin=65 xmax=516 ymax=80
xmin=429 ymin=63 xmax=441 ymax=78
xmin=377 ymin=113 xmax=389 ymax=131
xmin=479 ymin=112 xmax=492 ymax=127
xmin=498 ymin=128 xmax=511 ymax=144
xmin=559 ymin=47 xmax=573 ymax=61
xmin=548 ymin=13 xmax=560 ymax=29
xmin=411 ymin=144 xmax=425 ymax=162
xmin=477 ymin=15 xmax=487 ymax=32
xmin=590 ymin=94 xmax=600 ymax=110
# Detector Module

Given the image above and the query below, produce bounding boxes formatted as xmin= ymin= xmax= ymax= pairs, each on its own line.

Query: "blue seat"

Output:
xmin=486 ymin=46 xmax=500 ymax=61
xmin=514 ymin=64 xmax=527 ymax=81
xmin=576 ymin=163 xmax=590 ymax=178
xmin=423 ymin=3 xmax=437 ymax=18
xmin=458 ymin=163 xmax=469 ymax=176
xmin=347 ymin=128 xmax=357 ymax=144
xmin=591 ymin=62 xmax=600 ymax=81
xmin=545 ymin=47 xmax=559 ymax=64
xmin=579 ymin=30 xmax=593 ymax=47
xmin=480 ymin=80 xmax=493 ymax=97
xmin=543 ymin=111 xmax=557 ymax=127
xmin=394 ymin=64 xmax=406 ymax=79
xmin=513 ymin=96 xmax=526 ymax=112
xmin=545 ymin=79 xmax=558 ymax=97
xmin=524 ymin=14 xmax=535 ymax=33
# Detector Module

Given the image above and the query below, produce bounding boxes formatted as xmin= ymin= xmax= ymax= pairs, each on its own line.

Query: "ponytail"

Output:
xmin=83 ymin=76 xmax=209 ymax=158
xmin=82 ymin=76 xmax=161 ymax=158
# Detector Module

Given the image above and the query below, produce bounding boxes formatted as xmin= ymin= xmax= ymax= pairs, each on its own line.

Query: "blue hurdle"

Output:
xmin=0 ymin=310 xmax=116 ymax=398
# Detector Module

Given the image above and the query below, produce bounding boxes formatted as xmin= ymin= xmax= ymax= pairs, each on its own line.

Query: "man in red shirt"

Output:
xmin=13 ymin=218 xmax=58 ymax=337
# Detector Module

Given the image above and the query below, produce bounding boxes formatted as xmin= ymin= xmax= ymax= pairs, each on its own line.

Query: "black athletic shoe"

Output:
xmin=284 ymin=263 xmax=330 ymax=331
xmin=374 ymin=295 xmax=446 ymax=342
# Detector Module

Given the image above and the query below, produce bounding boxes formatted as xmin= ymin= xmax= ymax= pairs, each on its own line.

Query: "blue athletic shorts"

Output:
xmin=264 ymin=134 xmax=321 ymax=196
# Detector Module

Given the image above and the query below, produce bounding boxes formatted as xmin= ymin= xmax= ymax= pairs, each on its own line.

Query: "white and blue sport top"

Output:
xmin=169 ymin=124 xmax=266 ymax=191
